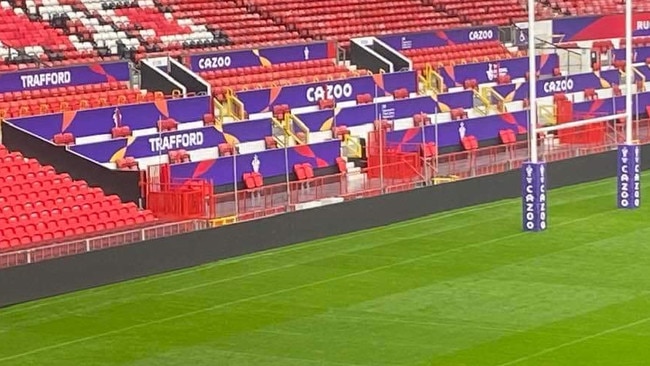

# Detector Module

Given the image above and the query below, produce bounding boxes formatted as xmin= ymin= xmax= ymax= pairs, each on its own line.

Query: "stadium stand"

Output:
xmin=0 ymin=144 xmax=156 ymax=250
xmin=203 ymin=59 xmax=368 ymax=100
xmin=0 ymin=82 xmax=159 ymax=118
xmin=403 ymin=40 xmax=517 ymax=71
xmin=548 ymin=0 xmax=650 ymax=16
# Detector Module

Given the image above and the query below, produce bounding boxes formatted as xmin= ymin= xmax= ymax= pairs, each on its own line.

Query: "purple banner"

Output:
xmin=295 ymin=91 xmax=472 ymax=131
xmin=571 ymin=91 xmax=650 ymax=118
xmin=189 ymin=41 xmax=332 ymax=71
xmin=169 ymin=140 xmax=340 ymax=186
xmin=8 ymin=95 xmax=210 ymax=140
xmin=236 ymin=71 xmax=418 ymax=113
xmin=617 ymin=144 xmax=641 ymax=209
xmin=378 ymin=26 xmax=499 ymax=51
xmin=521 ymin=162 xmax=547 ymax=232
xmin=553 ymin=13 xmax=650 ymax=42
xmin=494 ymin=69 xmax=621 ymax=102
xmin=0 ymin=61 xmax=130 ymax=93
xmin=69 ymin=126 xmax=226 ymax=163
xmin=385 ymin=110 xmax=528 ymax=150
xmin=634 ymin=65 xmax=650 ymax=82
xmin=612 ymin=47 xmax=650 ymax=63
xmin=222 ymin=119 xmax=273 ymax=143
xmin=439 ymin=54 xmax=560 ymax=88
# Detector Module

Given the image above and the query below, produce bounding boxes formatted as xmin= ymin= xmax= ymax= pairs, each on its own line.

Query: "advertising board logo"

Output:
xmin=380 ymin=104 xmax=395 ymax=119
xmin=543 ymin=78 xmax=574 ymax=94
xmin=306 ymin=83 xmax=353 ymax=102
xmin=252 ymin=154 xmax=261 ymax=173
xmin=637 ymin=21 xmax=650 ymax=30
xmin=21 ymin=71 xmax=72 ymax=89
xmin=400 ymin=36 xmax=412 ymax=50
xmin=469 ymin=29 xmax=494 ymax=41
xmin=486 ymin=63 xmax=508 ymax=81
xmin=197 ymin=56 xmax=232 ymax=70
xmin=618 ymin=145 xmax=640 ymax=208
xmin=522 ymin=162 xmax=546 ymax=231
xmin=148 ymin=131 xmax=205 ymax=153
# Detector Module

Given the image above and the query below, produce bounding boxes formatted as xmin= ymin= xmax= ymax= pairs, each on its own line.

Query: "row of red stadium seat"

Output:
xmin=402 ymin=41 xmax=516 ymax=71
xmin=0 ymin=90 xmax=170 ymax=118
xmin=0 ymin=146 xmax=157 ymax=251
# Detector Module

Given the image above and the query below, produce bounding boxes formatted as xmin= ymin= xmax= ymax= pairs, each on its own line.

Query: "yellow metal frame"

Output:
xmin=343 ymin=134 xmax=363 ymax=158
xmin=283 ymin=113 xmax=310 ymax=145
xmin=432 ymin=175 xmax=459 ymax=185
xmin=481 ymin=87 xmax=507 ymax=113
xmin=538 ymin=105 xmax=557 ymax=125
xmin=472 ymin=89 xmax=492 ymax=116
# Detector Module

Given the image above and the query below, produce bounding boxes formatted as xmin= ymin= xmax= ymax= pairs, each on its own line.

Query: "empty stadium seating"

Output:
xmin=549 ymin=0 xmax=650 ymax=15
xmin=203 ymin=59 xmax=366 ymax=99
xmin=0 ymin=82 xmax=169 ymax=118
xmin=243 ymin=0 xmax=466 ymax=48
xmin=404 ymin=41 xmax=516 ymax=71
xmin=0 ymin=144 xmax=156 ymax=250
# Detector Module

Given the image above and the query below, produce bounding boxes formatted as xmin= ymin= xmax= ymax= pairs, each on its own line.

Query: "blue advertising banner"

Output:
xmin=189 ymin=41 xmax=332 ymax=71
xmin=69 ymin=126 xmax=226 ymax=163
xmin=379 ymin=26 xmax=499 ymax=51
xmin=169 ymin=140 xmax=340 ymax=186
xmin=617 ymin=144 xmax=641 ymax=209
xmin=295 ymin=91 xmax=472 ymax=132
xmin=612 ymin=47 xmax=650 ymax=64
xmin=521 ymin=162 xmax=547 ymax=232
xmin=633 ymin=65 xmax=650 ymax=81
xmin=236 ymin=71 xmax=418 ymax=113
xmin=9 ymin=95 xmax=211 ymax=140
xmin=222 ymin=119 xmax=272 ymax=144
xmin=552 ymin=13 xmax=650 ymax=42
xmin=0 ymin=61 xmax=130 ymax=93
xmin=385 ymin=110 xmax=528 ymax=151
xmin=438 ymin=54 xmax=560 ymax=88
xmin=494 ymin=69 xmax=621 ymax=102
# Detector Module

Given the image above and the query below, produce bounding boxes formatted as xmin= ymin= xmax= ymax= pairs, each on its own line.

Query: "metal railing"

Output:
xmin=0 ymin=220 xmax=207 ymax=269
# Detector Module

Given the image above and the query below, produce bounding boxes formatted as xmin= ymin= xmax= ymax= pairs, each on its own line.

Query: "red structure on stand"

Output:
xmin=555 ymin=96 xmax=606 ymax=145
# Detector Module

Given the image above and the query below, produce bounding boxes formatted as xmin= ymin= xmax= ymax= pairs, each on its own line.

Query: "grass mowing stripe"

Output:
xmin=496 ymin=314 xmax=650 ymax=366
xmin=2 ymin=171 xmax=628 ymax=317
xmin=0 ymin=201 xmax=622 ymax=363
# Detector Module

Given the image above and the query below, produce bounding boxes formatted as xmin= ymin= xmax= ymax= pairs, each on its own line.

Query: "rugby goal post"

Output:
xmin=521 ymin=0 xmax=639 ymax=233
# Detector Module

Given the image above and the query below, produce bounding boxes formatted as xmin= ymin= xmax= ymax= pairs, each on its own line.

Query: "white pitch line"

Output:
xmin=0 ymin=206 xmax=619 ymax=362
xmin=5 ymin=169 xmax=626 ymax=317
xmin=495 ymin=315 xmax=650 ymax=366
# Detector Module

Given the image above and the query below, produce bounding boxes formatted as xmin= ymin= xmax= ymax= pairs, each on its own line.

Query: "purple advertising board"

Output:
xmin=69 ymin=126 xmax=226 ymax=163
xmin=571 ymin=91 xmax=650 ymax=118
xmin=617 ymin=144 xmax=641 ymax=209
xmin=612 ymin=47 xmax=650 ymax=64
xmin=169 ymin=140 xmax=340 ymax=186
xmin=493 ymin=69 xmax=622 ymax=101
xmin=236 ymin=71 xmax=418 ymax=114
xmin=0 ymin=61 xmax=130 ymax=93
xmin=438 ymin=54 xmax=560 ymax=88
xmin=67 ymin=118 xmax=274 ymax=163
xmin=8 ymin=95 xmax=210 ymax=140
xmin=521 ymin=162 xmax=547 ymax=232
xmin=378 ymin=26 xmax=499 ymax=51
xmin=385 ymin=110 xmax=528 ymax=151
xmin=552 ymin=13 xmax=650 ymax=42
xmin=296 ymin=91 xmax=473 ymax=131
xmin=188 ymin=41 xmax=332 ymax=72
xmin=633 ymin=64 xmax=650 ymax=81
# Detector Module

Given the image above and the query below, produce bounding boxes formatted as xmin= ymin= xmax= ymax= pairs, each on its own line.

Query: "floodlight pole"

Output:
xmin=527 ymin=0 xmax=538 ymax=163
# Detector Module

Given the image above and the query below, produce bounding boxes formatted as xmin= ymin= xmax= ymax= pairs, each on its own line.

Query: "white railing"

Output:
xmin=0 ymin=220 xmax=208 ymax=269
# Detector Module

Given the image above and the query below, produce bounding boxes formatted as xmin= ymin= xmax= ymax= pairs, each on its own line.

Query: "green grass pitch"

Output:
xmin=2 ymin=174 xmax=650 ymax=365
